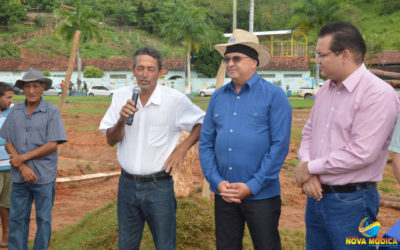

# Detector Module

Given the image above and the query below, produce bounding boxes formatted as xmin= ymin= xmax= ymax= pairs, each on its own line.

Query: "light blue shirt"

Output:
xmin=199 ymin=72 xmax=292 ymax=200
xmin=389 ymin=115 xmax=400 ymax=153
xmin=0 ymin=108 xmax=11 ymax=171
xmin=0 ymin=99 xmax=67 ymax=184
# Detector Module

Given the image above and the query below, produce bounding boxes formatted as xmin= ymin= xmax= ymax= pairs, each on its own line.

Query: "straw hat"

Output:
xmin=214 ymin=29 xmax=270 ymax=67
xmin=16 ymin=68 xmax=52 ymax=90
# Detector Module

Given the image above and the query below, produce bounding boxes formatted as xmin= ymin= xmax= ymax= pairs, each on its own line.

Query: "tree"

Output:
xmin=161 ymin=6 xmax=212 ymax=94
xmin=28 ymin=0 xmax=60 ymax=12
xmin=55 ymin=0 xmax=103 ymax=91
xmin=291 ymin=0 xmax=343 ymax=32
xmin=0 ymin=0 xmax=26 ymax=25
xmin=83 ymin=66 xmax=104 ymax=78
xmin=192 ymin=32 xmax=225 ymax=78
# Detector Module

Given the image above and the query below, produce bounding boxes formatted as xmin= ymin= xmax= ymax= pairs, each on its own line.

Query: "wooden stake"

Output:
xmin=58 ymin=30 xmax=81 ymax=112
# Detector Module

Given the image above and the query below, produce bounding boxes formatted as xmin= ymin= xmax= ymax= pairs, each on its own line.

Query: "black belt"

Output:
xmin=321 ymin=182 xmax=376 ymax=193
xmin=121 ymin=169 xmax=171 ymax=183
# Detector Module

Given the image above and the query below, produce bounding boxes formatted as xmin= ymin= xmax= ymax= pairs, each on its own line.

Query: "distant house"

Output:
xmin=367 ymin=50 xmax=400 ymax=73
xmin=0 ymin=56 xmax=310 ymax=93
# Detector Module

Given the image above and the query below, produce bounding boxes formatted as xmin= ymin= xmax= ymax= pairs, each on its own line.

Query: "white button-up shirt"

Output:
xmin=100 ymin=84 xmax=205 ymax=175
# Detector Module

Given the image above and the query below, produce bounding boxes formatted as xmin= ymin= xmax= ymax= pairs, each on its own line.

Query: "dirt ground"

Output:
xmin=17 ymin=105 xmax=400 ymax=244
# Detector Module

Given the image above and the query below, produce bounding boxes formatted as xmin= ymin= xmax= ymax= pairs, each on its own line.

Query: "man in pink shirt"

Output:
xmin=295 ymin=22 xmax=399 ymax=249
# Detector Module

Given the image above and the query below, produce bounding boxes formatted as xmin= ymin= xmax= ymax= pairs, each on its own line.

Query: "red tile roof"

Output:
xmin=367 ymin=50 xmax=400 ymax=65
xmin=0 ymin=56 xmax=308 ymax=72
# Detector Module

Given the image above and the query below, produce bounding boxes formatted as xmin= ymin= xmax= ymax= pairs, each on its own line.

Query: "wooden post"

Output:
xmin=58 ymin=30 xmax=81 ymax=112
xmin=201 ymin=60 xmax=225 ymax=199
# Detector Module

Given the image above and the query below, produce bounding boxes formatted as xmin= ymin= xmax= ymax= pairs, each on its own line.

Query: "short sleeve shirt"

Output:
xmin=99 ymin=84 xmax=205 ymax=175
xmin=0 ymin=99 xmax=67 ymax=184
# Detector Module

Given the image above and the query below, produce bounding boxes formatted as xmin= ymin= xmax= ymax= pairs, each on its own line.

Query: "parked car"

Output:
xmin=4 ymin=83 xmax=23 ymax=95
xmin=12 ymin=86 xmax=23 ymax=95
xmin=88 ymin=85 xmax=114 ymax=97
xmin=197 ymin=85 xmax=216 ymax=97
xmin=297 ymin=84 xmax=323 ymax=99
xmin=43 ymin=86 xmax=62 ymax=96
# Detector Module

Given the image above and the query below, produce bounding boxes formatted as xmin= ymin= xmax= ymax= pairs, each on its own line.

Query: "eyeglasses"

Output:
xmin=223 ymin=56 xmax=250 ymax=64
xmin=314 ymin=49 xmax=343 ymax=59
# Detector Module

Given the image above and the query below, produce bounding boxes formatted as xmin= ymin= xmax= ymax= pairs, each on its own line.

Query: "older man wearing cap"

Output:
xmin=199 ymin=29 xmax=292 ymax=249
xmin=0 ymin=68 xmax=67 ymax=250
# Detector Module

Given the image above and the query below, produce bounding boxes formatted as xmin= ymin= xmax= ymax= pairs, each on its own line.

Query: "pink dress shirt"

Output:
xmin=298 ymin=64 xmax=400 ymax=185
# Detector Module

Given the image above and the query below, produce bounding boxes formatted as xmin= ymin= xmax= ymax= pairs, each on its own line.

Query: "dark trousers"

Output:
xmin=215 ymin=195 xmax=282 ymax=250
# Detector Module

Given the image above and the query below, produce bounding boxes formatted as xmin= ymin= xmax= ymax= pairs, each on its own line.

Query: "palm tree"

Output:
xmin=55 ymin=0 xmax=103 ymax=91
xmin=291 ymin=0 xmax=342 ymax=32
xmin=161 ymin=7 xmax=211 ymax=95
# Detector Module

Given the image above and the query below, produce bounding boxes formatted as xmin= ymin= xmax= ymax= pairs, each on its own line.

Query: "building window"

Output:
xmin=284 ymin=74 xmax=302 ymax=78
xmin=259 ymin=74 xmax=276 ymax=78
xmin=110 ymin=74 xmax=127 ymax=79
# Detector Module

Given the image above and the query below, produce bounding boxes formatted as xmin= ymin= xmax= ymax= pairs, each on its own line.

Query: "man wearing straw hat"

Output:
xmin=199 ymin=29 xmax=292 ymax=249
xmin=0 ymin=68 xmax=67 ymax=250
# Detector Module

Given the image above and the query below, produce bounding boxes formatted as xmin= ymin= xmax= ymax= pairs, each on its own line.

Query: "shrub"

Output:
xmin=83 ymin=66 xmax=104 ymax=78
xmin=0 ymin=43 xmax=21 ymax=58
xmin=34 ymin=16 xmax=47 ymax=27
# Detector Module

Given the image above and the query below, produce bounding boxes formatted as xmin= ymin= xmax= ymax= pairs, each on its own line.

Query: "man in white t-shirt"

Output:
xmin=99 ymin=47 xmax=204 ymax=250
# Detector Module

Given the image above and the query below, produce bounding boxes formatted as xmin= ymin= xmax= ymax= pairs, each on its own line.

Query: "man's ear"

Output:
xmin=341 ymin=49 xmax=352 ymax=62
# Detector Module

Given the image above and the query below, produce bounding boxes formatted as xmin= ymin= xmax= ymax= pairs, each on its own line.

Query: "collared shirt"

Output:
xmin=99 ymin=84 xmax=205 ymax=175
xmin=0 ymin=108 xmax=11 ymax=171
xmin=0 ymin=98 xmax=67 ymax=184
xmin=199 ymin=72 xmax=292 ymax=200
xmin=298 ymin=64 xmax=400 ymax=185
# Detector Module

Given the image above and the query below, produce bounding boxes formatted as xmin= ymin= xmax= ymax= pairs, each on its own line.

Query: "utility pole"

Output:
xmin=249 ymin=0 xmax=254 ymax=32
xmin=233 ymin=0 xmax=237 ymax=31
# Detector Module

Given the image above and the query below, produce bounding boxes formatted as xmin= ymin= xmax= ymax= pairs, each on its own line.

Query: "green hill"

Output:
xmin=2 ymin=0 xmax=400 ymax=60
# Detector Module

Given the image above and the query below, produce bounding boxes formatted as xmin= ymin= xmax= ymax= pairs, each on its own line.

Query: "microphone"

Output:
xmin=126 ymin=87 xmax=140 ymax=126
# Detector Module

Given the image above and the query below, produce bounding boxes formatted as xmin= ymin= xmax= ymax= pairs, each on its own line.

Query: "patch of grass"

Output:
xmin=190 ymin=96 xmax=211 ymax=111
xmin=48 ymin=200 xmax=118 ymax=250
xmin=0 ymin=23 xmax=38 ymax=39
xmin=66 ymin=106 xmax=108 ymax=115
xmin=48 ymin=194 xmax=306 ymax=249
xmin=280 ymin=228 xmax=306 ymax=249
xmin=289 ymin=98 xmax=314 ymax=109
xmin=21 ymin=26 xmax=185 ymax=59
xmin=285 ymin=158 xmax=300 ymax=168
xmin=13 ymin=95 xmax=113 ymax=105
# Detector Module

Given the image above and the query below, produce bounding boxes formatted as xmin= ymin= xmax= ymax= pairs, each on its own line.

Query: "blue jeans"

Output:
xmin=305 ymin=186 xmax=379 ymax=250
xmin=8 ymin=182 xmax=55 ymax=250
xmin=117 ymin=175 xmax=176 ymax=250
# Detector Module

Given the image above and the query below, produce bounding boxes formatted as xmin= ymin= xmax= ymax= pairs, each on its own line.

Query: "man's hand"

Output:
xmin=163 ymin=146 xmax=187 ymax=174
xmin=302 ymin=175 xmax=323 ymax=200
xmin=218 ymin=180 xmax=241 ymax=203
xmin=295 ymin=161 xmax=312 ymax=186
xmin=19 ymin=164 xmax=38 ymax=183
xmin=228 ymin=182 xmax=252 ymax=200
xmin=119 ymin=99 xmax=139 ymax=119
xmin=9 ymin=153 xmax=25 ymax=168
